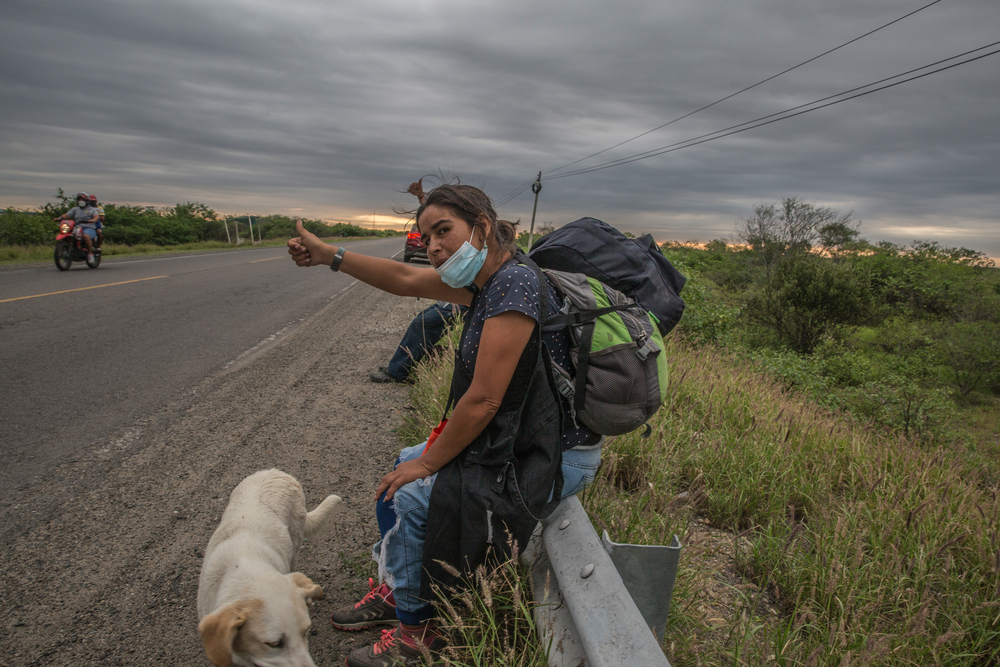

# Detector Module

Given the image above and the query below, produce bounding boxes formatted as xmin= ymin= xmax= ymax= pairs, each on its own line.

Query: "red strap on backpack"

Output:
xmin=422 ymin=419 xmax=448 ymax=455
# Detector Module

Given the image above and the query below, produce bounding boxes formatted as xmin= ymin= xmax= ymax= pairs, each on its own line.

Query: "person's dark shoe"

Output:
xmin=370 ymin=368 xmax=404 ymax=384
xmin=345 ymin=624 xmax=446 ymax=666
xmin=331 ymin=578 xmax=398 ymax=631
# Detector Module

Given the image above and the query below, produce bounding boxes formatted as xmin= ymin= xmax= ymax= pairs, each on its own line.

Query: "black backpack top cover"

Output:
xmin=528 ymin=217 xmax=686 ymax=336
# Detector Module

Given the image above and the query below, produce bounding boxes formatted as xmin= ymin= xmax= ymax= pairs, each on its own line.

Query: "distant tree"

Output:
xmin=170 ymin=202 xmax=218 ymax=222
xmin=516 ymin=222 xmax=554 ymax=251
xmin=735 ymin=198 xmax=858 ymax=273
xmin=908 ymin=240 xmax=995 ymax=269
xmin=818 ymin=219 xmax=864 ymax=255
xmin=704 ymin=238 xmax=729 ymax=254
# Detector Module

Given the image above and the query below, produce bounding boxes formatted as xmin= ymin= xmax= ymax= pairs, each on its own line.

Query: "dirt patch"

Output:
xmin=672 ymin=519 xmax=783 ymax=657
xmin=0 ymin=283 xmax=433 ymax=666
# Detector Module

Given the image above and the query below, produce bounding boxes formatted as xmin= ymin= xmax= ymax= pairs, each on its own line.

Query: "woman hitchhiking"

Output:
xmin=288 ymin=183 xmax=601 ymax=666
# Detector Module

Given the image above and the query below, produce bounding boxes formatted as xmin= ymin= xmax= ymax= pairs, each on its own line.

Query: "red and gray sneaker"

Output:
xmin=331 ymin=578 xmax=399 ymax=631
xmin=345 ymin=625 xmax=446 ymax=667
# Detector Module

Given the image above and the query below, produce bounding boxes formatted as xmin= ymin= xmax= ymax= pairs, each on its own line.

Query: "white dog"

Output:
xmin=197 ymin=469 xmax=341 ymax=667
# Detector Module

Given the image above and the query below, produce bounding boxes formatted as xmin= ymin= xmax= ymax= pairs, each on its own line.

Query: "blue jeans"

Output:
xmin=560 ymin=438 xmax=604 ymax=497
xmin=373 ymin=443 xmax=437 ymax=624
xmin=385 ymin=304 xmax=462 ymax=381
xmin=372 ymin=438 xmax=603 ymax=624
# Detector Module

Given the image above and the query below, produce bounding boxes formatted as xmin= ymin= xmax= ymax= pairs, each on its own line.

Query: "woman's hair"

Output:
xmin=417 ymin=183 xmax=519 ymax=254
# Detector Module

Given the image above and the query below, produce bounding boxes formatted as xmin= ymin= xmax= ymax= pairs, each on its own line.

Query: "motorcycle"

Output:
xmin=54 ymin=219 xmax=102 ymax=270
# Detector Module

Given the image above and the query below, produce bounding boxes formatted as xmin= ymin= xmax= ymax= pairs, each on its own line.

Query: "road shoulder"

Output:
xmin=0 ymin=282 xmax=430 ymax=665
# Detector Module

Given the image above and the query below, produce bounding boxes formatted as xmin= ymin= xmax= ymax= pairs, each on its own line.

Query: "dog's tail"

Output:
xmin=305 ymin=494 xmax=342 ymax=538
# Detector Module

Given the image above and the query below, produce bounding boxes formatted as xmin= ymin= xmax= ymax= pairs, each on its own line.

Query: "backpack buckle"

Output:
xmin=635 ymin=338 xmax=660 ymax=360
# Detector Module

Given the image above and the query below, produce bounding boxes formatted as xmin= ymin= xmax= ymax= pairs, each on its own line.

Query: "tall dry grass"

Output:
xmin=403 ymin=324 xmax=1000 ymax=665
xmin=585 ymin=335 xmax=1000 ymax=666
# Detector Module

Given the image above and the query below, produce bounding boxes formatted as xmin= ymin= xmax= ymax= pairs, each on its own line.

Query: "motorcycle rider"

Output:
xmin=88 ymin=194 xmax=105 ymax=251
xmin=57 ymin=193 xmax=99 ymax=263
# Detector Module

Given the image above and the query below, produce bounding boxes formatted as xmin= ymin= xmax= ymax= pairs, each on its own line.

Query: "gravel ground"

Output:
xmin=0 ymin=282 xmax=431 ymax=666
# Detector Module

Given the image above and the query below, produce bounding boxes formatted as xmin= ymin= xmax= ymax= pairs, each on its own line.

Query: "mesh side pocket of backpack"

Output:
xmin=580 ymin=345 xmax=651 ymax=434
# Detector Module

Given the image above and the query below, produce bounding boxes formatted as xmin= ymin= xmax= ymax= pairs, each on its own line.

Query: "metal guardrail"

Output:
xmin=523 ymin=495 xmax=681 ymax=666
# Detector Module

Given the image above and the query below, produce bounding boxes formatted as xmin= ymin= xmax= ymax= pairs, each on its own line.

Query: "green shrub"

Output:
xmin=934 ymin=320 xmax=1000 ymax=396
xmin=743 ymin=255 xmax=872 ymax=353
xmin=858 ymin=241 xmax=998 ymax=320
xmin=841 ymin=376 xmax=955 ymax=442
xmin=0 ymin=209 xmax=55 ymax=245
xmin=668 ymin=260 xmax=740 ymax=344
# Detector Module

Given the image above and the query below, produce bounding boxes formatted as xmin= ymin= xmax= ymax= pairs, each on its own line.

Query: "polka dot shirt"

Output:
xmin=459 ymin=259 xmax=595 ymax=450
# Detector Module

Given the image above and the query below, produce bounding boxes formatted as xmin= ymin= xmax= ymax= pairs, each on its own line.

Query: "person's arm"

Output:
xmin=375 ymin=310 xmax=536 ymax=500
xmin=288 ymin=220 xmax=471 ymax=305
xmin=407 ymin=179 xmax=426 ymax=205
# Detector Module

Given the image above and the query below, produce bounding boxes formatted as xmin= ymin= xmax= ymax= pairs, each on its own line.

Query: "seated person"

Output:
xmin=288 ymin=183 xmax=603 ymax=665
xmin=88 ymin=194 xmax=105 ymax=250
xmin=370 ymin=302 xmax=466 ymax=383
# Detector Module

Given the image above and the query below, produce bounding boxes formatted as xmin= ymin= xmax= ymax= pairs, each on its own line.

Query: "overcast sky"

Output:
xmin=2 ymin=0 xmax=998 ymax=256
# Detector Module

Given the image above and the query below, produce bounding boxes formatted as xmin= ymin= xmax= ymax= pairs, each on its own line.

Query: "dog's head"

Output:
xmin=198 ymin=572 xmax=324 ymax=667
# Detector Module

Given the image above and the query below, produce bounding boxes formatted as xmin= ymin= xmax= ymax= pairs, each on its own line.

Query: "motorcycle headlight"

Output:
xmin=60 ymin=223 xmax=70 ymax=233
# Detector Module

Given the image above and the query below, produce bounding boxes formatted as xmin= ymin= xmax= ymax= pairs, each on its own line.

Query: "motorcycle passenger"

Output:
xmin=88 ymin=194 xmax=105 ymax=251
xmin=58 ymin=193 xmax=99 ymax=263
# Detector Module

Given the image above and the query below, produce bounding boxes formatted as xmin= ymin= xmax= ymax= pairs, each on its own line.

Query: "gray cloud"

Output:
xmin=2 ymin=0 xmax=998 ymax=255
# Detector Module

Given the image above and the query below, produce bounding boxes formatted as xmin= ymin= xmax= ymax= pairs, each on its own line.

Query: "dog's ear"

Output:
xmin=289 ymin=572 xmax=324 ymax=602
xmin=198 ymin=599 xmax=263 ymax=667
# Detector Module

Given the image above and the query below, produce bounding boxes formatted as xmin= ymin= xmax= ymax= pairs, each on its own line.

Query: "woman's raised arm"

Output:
xmin=287 ymin=220 xmax=472 ymax=305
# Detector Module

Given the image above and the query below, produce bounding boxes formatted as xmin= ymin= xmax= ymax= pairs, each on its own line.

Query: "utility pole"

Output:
xmin=528 ymin=172 xmax=542 ymax=252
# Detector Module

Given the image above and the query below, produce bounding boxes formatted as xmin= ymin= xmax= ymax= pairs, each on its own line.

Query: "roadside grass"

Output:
xmin=404 ymin=328 xmax=1000 ymax=666
xmin=0 ymin=235 xmax=400 ymax=265
xmin=433 ymin=556 xmax=549 ymax=667
xmin=397 ymin=316 xmax=464 ymax=447
xmin=585 ymin=336 xmax=1000 ymax=665
xmin=952 ymin=400 xmax=1000 ymax=474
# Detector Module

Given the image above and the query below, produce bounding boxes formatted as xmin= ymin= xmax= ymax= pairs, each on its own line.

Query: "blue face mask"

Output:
xmin=435 ymin=226 xmax=488 ymax=288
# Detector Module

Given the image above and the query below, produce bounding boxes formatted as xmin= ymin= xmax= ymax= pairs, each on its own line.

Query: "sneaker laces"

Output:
xmin=372 ymin=627 xmax=399 ymax=656
xmin=354 ymin=577 xmax=395 ymax=609
xmin=355 ymin=578 xmax=383 ymax=609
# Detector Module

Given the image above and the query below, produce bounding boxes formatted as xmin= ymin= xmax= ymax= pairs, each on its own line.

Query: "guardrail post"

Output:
xmin=601 ymin=531 xmax=682 ymax=644
xmin=524 ymin=495 xmax=679 ymax=666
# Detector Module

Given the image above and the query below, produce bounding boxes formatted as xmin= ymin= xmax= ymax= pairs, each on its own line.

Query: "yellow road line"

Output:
xmin=0 ymin=276 xmax=169 ymax=303
xmin=250 ymin=256 xmax=283 ymax=263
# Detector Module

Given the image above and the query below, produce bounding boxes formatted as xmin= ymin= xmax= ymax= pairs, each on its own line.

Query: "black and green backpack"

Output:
xmin=521 ymin=217 xmax=686 ymax=437
xmin=520 ymin=255 xmax=671 ymax=437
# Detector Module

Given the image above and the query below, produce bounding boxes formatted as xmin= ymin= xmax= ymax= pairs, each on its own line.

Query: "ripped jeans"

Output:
xmin=372 ymin=439 xmax=603 ymax=624
xmin=372 ymin=443 xmax=437 ymax=624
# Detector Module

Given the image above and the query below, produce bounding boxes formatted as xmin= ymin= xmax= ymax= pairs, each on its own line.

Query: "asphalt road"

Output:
xmin=0 ymin=237 xmax=405 ymax=498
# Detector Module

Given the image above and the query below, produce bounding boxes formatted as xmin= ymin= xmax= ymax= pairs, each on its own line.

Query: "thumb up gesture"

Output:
xmin=288 ymin=220 xmax=332 ymax=267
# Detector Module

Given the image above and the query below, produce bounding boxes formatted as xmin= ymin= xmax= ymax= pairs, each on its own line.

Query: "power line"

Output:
xmin=548 ymin=40 xmax=1000 ymax=178
xmin=542 ymin=0 xmax=945 ymax=178
xmin=495 ymin=177 xmax=539 ymax=208
xmin=543 ymin=42 xmax=1000 ymax=181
